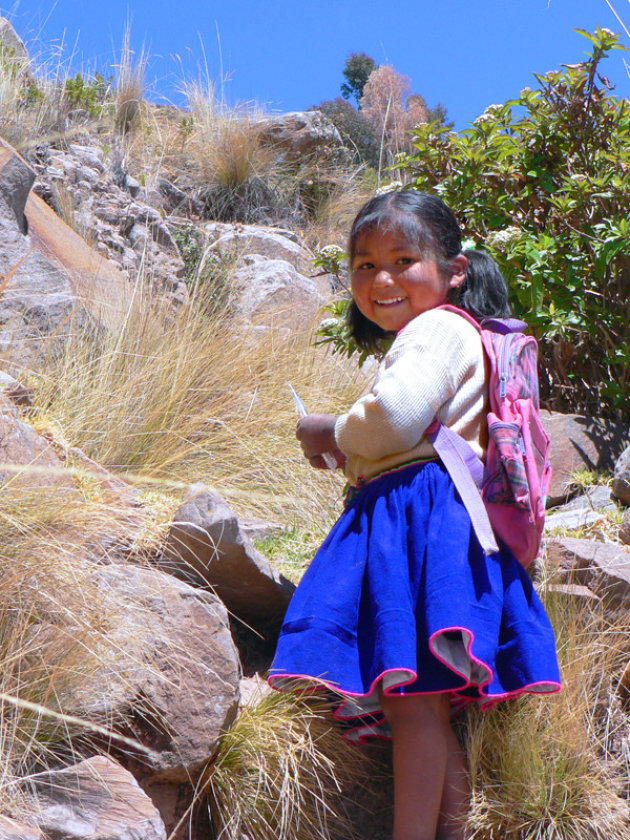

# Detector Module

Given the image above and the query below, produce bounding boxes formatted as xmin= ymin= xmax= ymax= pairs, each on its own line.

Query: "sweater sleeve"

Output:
xmin=335 ymin=310 xmax=478 ymax=461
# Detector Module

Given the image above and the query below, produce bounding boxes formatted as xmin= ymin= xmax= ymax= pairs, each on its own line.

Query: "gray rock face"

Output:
xmin=257 ymin=110 xmax=350 ymax=164
xmin=79 ymin=564 xmax=241 ymax=783
xmin=32 ymin=143 xmax=187 ymax=303
xmin=31 ymin=755 xmax=166 ymax=840
xmin=546 ymin=537 xmax=630 ymax=607
xmin=232 ymin=254 xmax=326 ymax=331
xmin=542 ymin=411 xmax=629 ymax=505
xmin=0 ymin=816 xmax=41 ymax=840
xmin=160 ymin=484 xmax=295 ymax=631
xmin=544 ymin=484 xmax=617 ymax=532
xmin=613 ymin=443 xmax=630 ymax=505
xmin=204 ymin=220 xmax=316 ymax=279
xmin=0 ymin=17 xmax=31 ymax=68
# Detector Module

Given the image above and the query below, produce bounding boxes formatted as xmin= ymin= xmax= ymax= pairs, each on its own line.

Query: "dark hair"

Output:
xmin=347 ymin=190 xmax=511 ymax=354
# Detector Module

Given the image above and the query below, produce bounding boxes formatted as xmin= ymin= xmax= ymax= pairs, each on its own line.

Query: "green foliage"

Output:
xmin=64 ymin=71 xmax=112 ymax=117
xmin=340 ymin=51 xmax=377 ymax=105
xmin=395 ymin=27 xmax=630 ymax=419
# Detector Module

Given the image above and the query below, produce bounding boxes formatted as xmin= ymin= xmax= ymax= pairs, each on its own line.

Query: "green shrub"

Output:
xmin=395 ymin=27 xmax=630 ymax=419
xmin=64 ymin=71 xmax=112 ymax=117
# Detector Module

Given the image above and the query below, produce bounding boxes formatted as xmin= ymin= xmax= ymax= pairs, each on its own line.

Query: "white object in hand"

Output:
xmin=288 ymin=384 xmax=338 ymax=470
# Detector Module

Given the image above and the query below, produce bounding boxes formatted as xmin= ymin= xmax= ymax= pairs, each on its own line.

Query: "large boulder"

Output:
xmin=230 ymin=253 xmax=326 ymax=331
xmin=29 ymin=756 xmax=166 ymax=840
xmin=203 ymin=220 xmax=318 ymax=281
xmin=74 ymin=563 xmax=241 ymax=784
xmin=159 ymin=484 xmax=295 ymax=632
xmin=546 ymin=537 xmax=630 ymax=607
xmin=257 ymin=110 xmax=350 ymax=165
xmin=541 ymin=411 xmax=629 ymax=506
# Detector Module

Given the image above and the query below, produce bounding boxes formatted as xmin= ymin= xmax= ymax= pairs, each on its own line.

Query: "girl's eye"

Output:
xmin=397 ymin=257 xmax=415 ymax=265
xmin=354 ymin=261 xmax=373 ymax=271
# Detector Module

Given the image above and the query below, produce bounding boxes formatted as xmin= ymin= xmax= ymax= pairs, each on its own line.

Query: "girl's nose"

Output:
xmin=374 ymin=268 xmax=394 ymax=286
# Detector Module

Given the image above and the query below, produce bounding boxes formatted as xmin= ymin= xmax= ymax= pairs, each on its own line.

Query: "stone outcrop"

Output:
xmin=0 ymin=136 xmax=132 ymax=365
xmin=0 ymin=17 xmax=31 ymax=70
xmin=546 ymin=537 xmax=630 ymax=607
xmin=30 ymin=756 xmax=167 ymax=840
xmin=542 ymin=411 xmax=629 ymax=505
xmin=159 ymin=483 xmax=295 ymax=632
xmin=257 ymin=110 xmax=350 ymax=165
xmin=75 ymin=563 xmax=241 ymax=784
xmin=32 ymin=143 xmax=187 ymax=305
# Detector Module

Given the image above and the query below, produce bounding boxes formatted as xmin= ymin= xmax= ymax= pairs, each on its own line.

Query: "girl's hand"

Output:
xmin=296 ymin=414 xmax=346 ymax=470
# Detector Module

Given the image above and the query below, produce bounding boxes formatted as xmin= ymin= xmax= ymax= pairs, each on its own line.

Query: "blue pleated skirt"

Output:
xmin=268 ymin=460 xmax=561 ymax=740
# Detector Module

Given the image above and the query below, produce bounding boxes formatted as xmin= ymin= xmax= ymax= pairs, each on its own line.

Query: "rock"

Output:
xmin=77 ymin=564 xmax=240 ymax=783
xmin=546 ymin=537 xmax=630 ymax=607
xmin=613 ymin=443 xmax=630 ymax=505
xmin=544 ymin=485 xmax=617 ymax=532
xmin=159 ymin=484 xmax=295 ymax=631
xmin=619 ymin=508 xmax=630 ymax=545
xmin=203 ymin=220 xmax=317 ymax=282
xmin=30 ymin=755 xmax=166 ymax=840
xmin=231 ymin=254 xmax=327 ymax=331
xmin=0 ymin=17 xmax=32 ymax=71
xmin=0 ymin=371 xmax=33 ymax=406
xmin=0 ymin=392 xmax=75 ymax=492
xmin=546 ymin=582 xmax=600 ymax=601
xmin=542 ymin=411 xmax=629 ymax=506
xmin=0 ymin=816 xmax=41 ymax=840
xmin=238 ymin=673 xmax=272 ymax=711
xmin=257 ymin=111 xmax=349 ymax=164
xmin=0 ymin=135 xmax=132 ymax=366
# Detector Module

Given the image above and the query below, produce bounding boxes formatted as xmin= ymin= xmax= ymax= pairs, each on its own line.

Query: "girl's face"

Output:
xmin=350 ymin=227 xmax=467 ymax=333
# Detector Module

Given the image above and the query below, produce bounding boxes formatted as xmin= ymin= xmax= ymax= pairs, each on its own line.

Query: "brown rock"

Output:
xmin=0 ymin=135 xmax=132 ymax=366
xmin=619 ymin=508 xmax=630 ymax=546
xmin=257 ymin=111 xmax=349 ymax=164
xmin=77 ymin=564 xmax=241 ymax=783
xmin=542 ymin=411 xmax=629 ymax=505
xmin=546 ymin=537 xmax=630 ymax=606
xmin=160 ymin=484 xmax=295 ymax=631
xmin=31 ymin=755 xmax=166 ymax=840
xmin=0 ymin=816 xmax=41 ymax=840
xmin=613 ymin=443 xmax=630 ymax=505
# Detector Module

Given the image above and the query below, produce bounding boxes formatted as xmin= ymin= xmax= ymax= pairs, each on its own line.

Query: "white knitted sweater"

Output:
xmin=335 ymin=308 xmax=487 ymax=486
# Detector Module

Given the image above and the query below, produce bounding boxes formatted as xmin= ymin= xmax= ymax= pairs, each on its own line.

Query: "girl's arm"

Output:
xmin=296 ymin=414 xmax=347 ymax=470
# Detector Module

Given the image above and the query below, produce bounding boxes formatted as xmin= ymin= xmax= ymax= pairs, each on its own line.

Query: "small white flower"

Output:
xmin=375 ymin=180 xmax=403 ymax=196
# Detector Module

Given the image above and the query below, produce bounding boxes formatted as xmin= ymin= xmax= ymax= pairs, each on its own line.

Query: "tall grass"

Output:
xmin=28 ymin=278 xmax=362 ymax=525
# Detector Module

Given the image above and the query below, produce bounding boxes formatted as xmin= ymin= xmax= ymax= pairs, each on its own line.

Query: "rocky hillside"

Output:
xmin=0 ymin=16 xmax=629 ymax=840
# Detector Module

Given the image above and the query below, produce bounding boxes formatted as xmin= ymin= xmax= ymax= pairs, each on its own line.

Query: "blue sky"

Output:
xmin=3 ymin=0 xmax=630 ymax=129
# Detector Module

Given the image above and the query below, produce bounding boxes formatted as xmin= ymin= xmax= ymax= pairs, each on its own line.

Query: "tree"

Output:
xmin=340 ymin=52 xmax=377 ymax=106
xmin=359 ymin=64 xmax=431 ymax=166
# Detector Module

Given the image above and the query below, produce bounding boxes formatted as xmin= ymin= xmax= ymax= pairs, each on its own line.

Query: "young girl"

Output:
xmin=268 ymin=191 xmax=561 ymax=840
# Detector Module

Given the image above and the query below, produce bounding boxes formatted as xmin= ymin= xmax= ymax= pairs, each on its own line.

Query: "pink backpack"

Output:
xmin=426 ymin=305 xmax=552 ymax=568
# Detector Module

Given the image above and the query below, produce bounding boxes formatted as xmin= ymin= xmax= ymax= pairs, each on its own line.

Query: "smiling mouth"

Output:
xmin=374 ymin=297 xmax=406 ymax=305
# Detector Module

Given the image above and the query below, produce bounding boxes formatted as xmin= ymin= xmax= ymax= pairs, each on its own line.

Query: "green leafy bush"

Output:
xmin=64 ymin=71 xmax=112 ymax=117
xmin=395 ymin=27 xmax=630 ymax=419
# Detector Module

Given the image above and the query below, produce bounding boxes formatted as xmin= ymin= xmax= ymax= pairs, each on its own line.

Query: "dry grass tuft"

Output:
xmin=113 ymin=26 xmax=147 ymax=136
xmin=462 ymin=588 xmax=630 ymax=840
xmin=205 ymin=690 xmax=389 ymax=840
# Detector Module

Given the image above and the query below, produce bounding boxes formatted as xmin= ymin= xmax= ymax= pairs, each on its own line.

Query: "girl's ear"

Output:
xmin=448 ymin=254 xmax=468 ymax=289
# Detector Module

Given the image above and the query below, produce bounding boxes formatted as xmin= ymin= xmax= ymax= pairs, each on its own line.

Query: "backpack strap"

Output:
xmin=426 ymin=420 xmax=499 ymax=555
